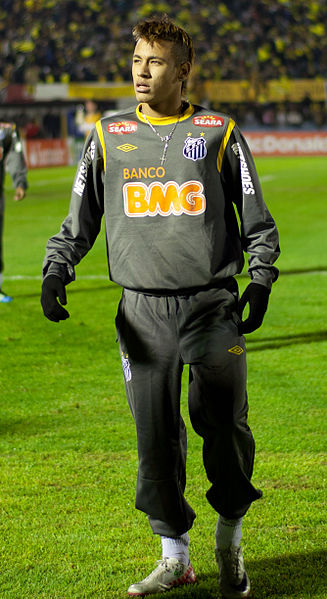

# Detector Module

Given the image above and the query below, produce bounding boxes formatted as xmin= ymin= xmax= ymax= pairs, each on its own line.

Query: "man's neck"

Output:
xmin=140 ymin=100 xmax=184 ymax=119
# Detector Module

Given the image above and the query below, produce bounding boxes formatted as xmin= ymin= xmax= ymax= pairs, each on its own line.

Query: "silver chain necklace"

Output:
xmin=142 ymin=108 xmax=182 ymax=165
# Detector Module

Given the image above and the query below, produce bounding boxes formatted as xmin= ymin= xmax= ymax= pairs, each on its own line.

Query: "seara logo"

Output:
xmin=193 ymin=115 xmax=224 ymax=127
xmin=107 ymin=121 xmax=138 ymax=134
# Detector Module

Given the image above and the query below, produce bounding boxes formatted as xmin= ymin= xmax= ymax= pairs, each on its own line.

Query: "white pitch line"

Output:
xmin=4 ymin=176 xmax=74 ymax=192
xmin=29 ymin=176 xmax=74 ymax=187
xmin=5 ymin=270 xmax=327 ymax=281
xmin=6 ymin=275 xmax=109 ymax=281
xmin=260 ymin=175 xmax=275 ymax=182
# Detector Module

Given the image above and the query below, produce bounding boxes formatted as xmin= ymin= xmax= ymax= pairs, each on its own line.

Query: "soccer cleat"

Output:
xmin=215 ymin=545 xmax=251 ymax=599
xmin=0 ymin=290 xmax=13 ymax=303
xmin=127 ymin=557 xmax=196 ymax=596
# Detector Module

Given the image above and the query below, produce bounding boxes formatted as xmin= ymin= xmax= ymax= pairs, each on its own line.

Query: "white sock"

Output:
xmin=161 ymin=532 xmax=190 ymax=565
xmin=215 ymin=515 xmax=243 ymax=549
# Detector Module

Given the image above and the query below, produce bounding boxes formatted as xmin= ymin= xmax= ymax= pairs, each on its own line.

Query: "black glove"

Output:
xmin=238 ymin=282 xmax=270 ymax=334
xmin=41 ymin=275 xmax=70 ymax=322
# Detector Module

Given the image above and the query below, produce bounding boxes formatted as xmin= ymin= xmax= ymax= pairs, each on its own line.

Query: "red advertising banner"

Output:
xmin=244 ymin=131 xmax=327 ymax=156
xmin=25 ymin=139 xmax=70 ymax=168
xmin=23 ymin=131 xmax=327 ymax=167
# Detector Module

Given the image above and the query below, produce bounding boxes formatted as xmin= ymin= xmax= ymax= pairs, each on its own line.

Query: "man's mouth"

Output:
xmin=136 ymin=83 xmax=151 ymax=93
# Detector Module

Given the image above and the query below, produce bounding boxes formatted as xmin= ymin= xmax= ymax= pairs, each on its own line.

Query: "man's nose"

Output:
xmin=138 ymin=62 xmax=150 ymax=77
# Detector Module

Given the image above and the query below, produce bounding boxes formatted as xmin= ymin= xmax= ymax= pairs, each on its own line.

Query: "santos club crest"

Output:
xmin=183 ymin=137 xmax=207 ymax=161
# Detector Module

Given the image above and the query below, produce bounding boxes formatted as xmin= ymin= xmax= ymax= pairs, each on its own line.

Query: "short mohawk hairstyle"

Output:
xmin=132 ymin=14 xmax=194 ymax=66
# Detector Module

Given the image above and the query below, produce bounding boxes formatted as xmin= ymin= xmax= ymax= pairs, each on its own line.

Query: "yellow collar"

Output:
xmin=136 ymin=103 xmax=194 ymax=126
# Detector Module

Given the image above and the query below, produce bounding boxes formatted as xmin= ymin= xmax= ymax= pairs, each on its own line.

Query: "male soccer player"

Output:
xmin=0 ymin=122 xmax=28 ymax=302
xmin=41 ymin=15 xmax=280 ymax=598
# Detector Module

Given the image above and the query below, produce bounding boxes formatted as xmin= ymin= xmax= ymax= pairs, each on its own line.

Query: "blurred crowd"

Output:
xmin=227 ymin=98 xmax=327 ymax=130
xmin=1 ymin=0 xmax=326 ymax=134
xmin=1 ymin=0 xmax=327 ymax=85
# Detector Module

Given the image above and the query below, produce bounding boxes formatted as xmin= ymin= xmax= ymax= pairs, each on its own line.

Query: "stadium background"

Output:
xmin=0 ymin=2 xmax=326 ymax=598
xmin=1 ymin=0 xmax=327 ymax=165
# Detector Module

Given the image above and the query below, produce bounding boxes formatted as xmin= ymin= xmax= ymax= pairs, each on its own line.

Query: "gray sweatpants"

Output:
xmin=115 ymin=281 xmax=262 ymax=537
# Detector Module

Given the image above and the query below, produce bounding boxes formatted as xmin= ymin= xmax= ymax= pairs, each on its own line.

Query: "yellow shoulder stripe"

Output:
xmin=217 ymin=118 xmax=235 ymax=173
xmin=96 ymin=120 xmax=106 ymax=171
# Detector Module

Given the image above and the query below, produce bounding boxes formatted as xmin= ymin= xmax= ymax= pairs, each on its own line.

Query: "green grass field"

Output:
xmin=0 ymin=157 xmax=326 ymax=598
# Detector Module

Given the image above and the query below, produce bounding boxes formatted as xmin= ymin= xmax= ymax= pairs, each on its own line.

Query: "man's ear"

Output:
xmin=178 ymin=61 xmax=191 ymax=81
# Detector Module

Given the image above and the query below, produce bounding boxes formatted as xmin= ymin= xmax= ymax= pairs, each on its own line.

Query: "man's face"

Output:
xmin=132 ymin=39 xmax=183 ymax=114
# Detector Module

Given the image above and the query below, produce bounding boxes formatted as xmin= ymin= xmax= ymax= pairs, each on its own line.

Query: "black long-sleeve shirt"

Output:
xmin=44 ymin=103 xmax=279 ymax=292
